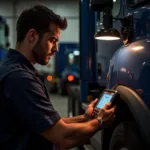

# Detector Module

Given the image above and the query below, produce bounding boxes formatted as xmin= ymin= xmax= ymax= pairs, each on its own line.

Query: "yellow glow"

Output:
xmin=132 ymin=46 xmax=144 ymax=51
xmin=121 ymin=68 xmax=127 ymax=73
xmin=95 ymin=36 xmax=120 ymax=40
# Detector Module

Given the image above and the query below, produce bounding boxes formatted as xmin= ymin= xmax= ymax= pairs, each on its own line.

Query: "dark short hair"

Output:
xmin=16 ymin=5 xmax=67 ymax=42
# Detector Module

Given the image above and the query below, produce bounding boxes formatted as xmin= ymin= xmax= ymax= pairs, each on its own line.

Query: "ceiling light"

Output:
xmin=94 ymin=28 xmax=120 ymax=40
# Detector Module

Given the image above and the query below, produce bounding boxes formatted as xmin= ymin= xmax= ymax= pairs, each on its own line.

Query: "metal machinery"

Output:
xmin=68 ymin=0 xmax=150 ymax=150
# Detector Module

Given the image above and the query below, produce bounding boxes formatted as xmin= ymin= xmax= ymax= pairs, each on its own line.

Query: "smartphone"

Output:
xmin=91 ymin=89 xmax=118 ymax=118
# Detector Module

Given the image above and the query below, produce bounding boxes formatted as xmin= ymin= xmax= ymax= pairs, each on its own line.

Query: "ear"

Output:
xmin=27 ymin=29 xmax=39 ymax=44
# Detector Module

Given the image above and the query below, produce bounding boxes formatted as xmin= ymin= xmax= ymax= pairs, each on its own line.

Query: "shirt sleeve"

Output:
xmin=3 ymin=71 xmax=61 ymax=134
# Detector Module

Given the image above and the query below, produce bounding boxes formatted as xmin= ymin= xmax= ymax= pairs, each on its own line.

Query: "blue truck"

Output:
xmin=68 ymin=0 xmax=150 ymax=149
xmin=56 ymin=43 xmax=80 ymax=95
xmin=0 ymin=15 xmax=9 ymax=61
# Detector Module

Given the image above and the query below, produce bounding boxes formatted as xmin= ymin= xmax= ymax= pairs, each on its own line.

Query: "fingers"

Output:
xmin=98 ymin=105 xmax=116 ymax=120
xmin=106 ymin=106 xmax=116 ymax=113
xmin=90 ymin=98 xmax=98 ymax=107
xmin=104 ymin=102 xmax=112 ymax=109
xmin=104 ymin=102 xmax=116 ymax=111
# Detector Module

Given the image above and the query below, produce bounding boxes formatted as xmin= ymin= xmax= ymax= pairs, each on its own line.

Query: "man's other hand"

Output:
xmin=97 ymin=102 xmax=116 ymax=128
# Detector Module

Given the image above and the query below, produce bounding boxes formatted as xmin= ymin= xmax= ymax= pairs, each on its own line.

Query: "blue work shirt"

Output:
xmin=0 ymin=49 xmax=61 ymax=150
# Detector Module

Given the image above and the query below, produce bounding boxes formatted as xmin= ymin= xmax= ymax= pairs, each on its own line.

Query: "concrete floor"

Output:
xmin=50 ymin=93 xmax=68 ymax=117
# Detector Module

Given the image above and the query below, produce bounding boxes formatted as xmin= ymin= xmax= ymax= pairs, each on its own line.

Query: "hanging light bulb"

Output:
xmin=94 ymin=8 xmax=120 ymax=40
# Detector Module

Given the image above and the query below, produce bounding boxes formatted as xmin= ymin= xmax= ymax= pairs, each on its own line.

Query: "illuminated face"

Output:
xmin=32 ymin=24 xmax=60 ymax=65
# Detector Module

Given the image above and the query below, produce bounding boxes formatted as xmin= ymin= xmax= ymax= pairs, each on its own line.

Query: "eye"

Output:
xmin=49 ymin=39 xmax=56 ymax=44
xmin=53 ymin=40 xmax=57 ymax=44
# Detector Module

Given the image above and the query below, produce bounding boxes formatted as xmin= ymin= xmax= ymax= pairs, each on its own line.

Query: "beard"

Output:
xmin=32 ymin=40 xmax=48 ymax=65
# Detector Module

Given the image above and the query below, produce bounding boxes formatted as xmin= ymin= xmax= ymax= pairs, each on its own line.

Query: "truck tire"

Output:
xmin=109 ymin=121 xmax=144 ymax=150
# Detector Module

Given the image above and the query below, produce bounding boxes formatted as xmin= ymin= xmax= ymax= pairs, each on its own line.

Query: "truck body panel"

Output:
xmin=69 ymin=0 xmax=150 ymax=149
xmin=108 ymin=5 xmax=150 ymax=107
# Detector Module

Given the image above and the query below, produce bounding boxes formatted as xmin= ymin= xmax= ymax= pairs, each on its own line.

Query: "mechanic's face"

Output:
xmin=32 ymin=24 xmax=60 ymax=65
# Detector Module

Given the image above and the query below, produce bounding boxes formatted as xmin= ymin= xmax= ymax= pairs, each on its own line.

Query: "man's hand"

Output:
xmin=97 ymin=102 xmax=116 ymax=128
xmin=84 ymin=99 xmax=98 ymax=120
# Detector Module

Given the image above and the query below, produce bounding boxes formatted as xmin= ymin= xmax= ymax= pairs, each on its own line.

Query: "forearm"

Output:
xmin=63 ymin=118 xmax=100 ymax=149
xmin=62 ymin=114 xmax=89 ymax=124
xmin=41 ymin=118 xmax=101 ymax=150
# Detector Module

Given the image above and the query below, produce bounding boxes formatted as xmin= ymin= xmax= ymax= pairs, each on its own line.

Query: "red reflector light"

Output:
xmin=47 ymin=75 xmax=52 ymax=81
xmin=68 ymin=75 xmax=74 ymax=82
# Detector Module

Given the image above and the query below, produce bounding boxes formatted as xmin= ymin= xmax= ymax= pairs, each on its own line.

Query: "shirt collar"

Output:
xmin=7 ymin=49 xmax=38 ymax=74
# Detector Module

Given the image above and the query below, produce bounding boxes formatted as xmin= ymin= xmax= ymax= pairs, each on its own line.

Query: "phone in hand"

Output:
xmin=91 ymin=89 xmax=118 ymax=118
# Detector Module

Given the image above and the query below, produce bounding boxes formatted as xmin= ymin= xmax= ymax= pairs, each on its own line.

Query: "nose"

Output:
xmin=55 ymin=44 xmax=59 ymax=52
xmin=53 ymin=43 xmax=59 ymax=53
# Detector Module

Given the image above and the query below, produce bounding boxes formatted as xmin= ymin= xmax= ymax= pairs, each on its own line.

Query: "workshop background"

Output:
xmin=0 ymin=0 xmax=79 ymax=117
xmin=1 ymin=0 xmax=150 ymax=150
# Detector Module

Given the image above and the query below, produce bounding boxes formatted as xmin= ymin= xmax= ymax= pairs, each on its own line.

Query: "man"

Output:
xmin=0 ymin=5 xmax=116 ymax=150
